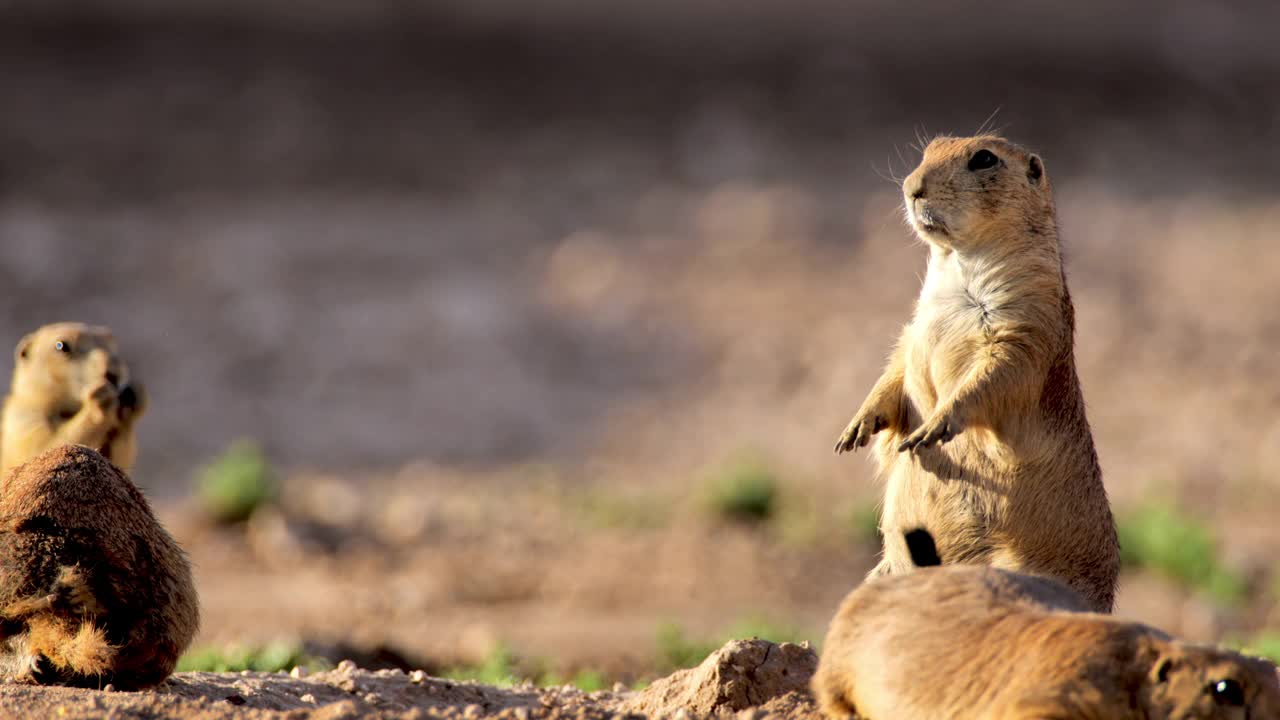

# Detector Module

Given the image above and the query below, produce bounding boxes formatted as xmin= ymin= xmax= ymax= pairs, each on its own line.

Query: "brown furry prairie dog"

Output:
xmin=0 ymin=445 xmax=198 ymax=689
xmin=833 ymin=135 xmax=1118 ymax=611
xmin=812 ymin=530 xmax=1280 ymax=720
xmin=2 ymin=322 xmax=146 ymax=477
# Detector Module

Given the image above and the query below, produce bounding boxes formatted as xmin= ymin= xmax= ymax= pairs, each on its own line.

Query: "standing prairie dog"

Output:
xmin=0 ymin=445 xmax=198 ymax=689
xmin=2 ymin=322 xmax=146 ymax=477
xmin=834 ymin=135 xmax=1118 ymax=611
xmin=812 ymin=530 xmax=1280 ymax=720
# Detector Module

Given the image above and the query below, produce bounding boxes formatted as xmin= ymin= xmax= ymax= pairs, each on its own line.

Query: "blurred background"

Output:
xmin=1 ymin=0 xmax=1278 ymax=684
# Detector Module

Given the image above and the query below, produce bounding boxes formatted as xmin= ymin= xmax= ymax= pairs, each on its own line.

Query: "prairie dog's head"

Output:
xmin=11 ymin=322 xmax=129 ymax=407
xmin=902 ymin=135 xmax=1054 ymax=251
xmin=1141 ymin=640 xmax=1280 ymax=719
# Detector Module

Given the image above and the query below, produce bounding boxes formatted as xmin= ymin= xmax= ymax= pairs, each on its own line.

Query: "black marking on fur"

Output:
xmin=904 ymin=528 xmax=943 ymax=567
xmin=13 ymin=516 xmax=62 ymax=537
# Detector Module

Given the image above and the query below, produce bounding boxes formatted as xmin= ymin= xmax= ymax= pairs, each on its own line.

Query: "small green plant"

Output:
xmin=443 ymin=644 xmax=521 ymax=687
xmin=570 ymin=670 xmax=608 ymax=692
xmin=443 ymin=645 xmax=612 ymax=691
xmin=1117 ymin=504 xmax=1247 ymax=605
xmin=177 ymin=641 xmax=323 ymax=673
xmin=196 ymin=439 xmax=275 ymax=524
xmin=704 ymin=457 xmax=778 ymax=523
xmin=1238 ymin=634 xmax=1280 ymax=664
xmin=655 ymin=622 xmax=718 ymax=671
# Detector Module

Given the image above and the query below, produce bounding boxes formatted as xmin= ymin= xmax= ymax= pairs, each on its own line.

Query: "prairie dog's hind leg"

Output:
xmin=0 ymin=566 xmax=102 ymax=632
xmin=52 ymin=566 xmax=102 ymax=616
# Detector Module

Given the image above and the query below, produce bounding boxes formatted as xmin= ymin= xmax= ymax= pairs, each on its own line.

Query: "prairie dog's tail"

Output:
xmin=903 ymin=528 xmax=942 ymax=567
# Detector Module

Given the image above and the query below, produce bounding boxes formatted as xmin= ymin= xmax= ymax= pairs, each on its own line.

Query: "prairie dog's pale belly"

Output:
xmin=883 ymin=263 xmax=1015 ymax=556
xmin=904 ymin=263 xmax=993 ymax=421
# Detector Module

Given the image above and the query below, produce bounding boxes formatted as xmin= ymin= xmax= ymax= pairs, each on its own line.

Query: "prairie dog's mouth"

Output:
xmin=918 ymin=219 xmax=948 ymax=235
xmin=910 ymin=202 xmax=949 ymax=236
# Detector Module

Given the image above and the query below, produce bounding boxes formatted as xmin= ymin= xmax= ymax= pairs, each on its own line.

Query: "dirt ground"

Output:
xmin=168 ymin=464 xmax=1278 ymax=682
xmin=0 ymin=640 xmax=821 ymax=720
xmin=167 ymin=473 xmax=872 ymax=678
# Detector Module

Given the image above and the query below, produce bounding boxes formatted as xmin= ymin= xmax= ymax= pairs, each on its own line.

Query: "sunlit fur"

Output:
xmin=0 ymin=446 xmax=198 ymax=689
xmin=813 ymin=561 xmax=1280 ymax=720
xmin=2 ymin=322 xmax=146 ymax=476
xmin=834 ymin=135 xmax=1118 ymax=611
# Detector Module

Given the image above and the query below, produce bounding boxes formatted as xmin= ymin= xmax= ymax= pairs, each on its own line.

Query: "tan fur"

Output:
xmin=26 ymin=616 xmax=115 ymax=679
xmin=0 ymin=446 xmax=198 ymax=689
xmin=2 ymin=322 xmax=147 ymax=477
xmin=812 ymin=564 xmax=1280 ymax=720
xmin=834 ymin=135 xmax=1118 ymax=611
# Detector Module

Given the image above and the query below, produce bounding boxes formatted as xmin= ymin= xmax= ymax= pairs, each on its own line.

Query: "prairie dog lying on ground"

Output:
xmin=812 ymin=530 xmax=1280 ymax=719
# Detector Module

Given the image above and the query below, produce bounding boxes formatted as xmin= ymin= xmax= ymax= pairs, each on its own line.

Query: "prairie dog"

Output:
xmin=0 ymin=445 xmax=198 ymax=689
xmin=812 ymin=530 xmax=1280 ymax=720
xmin=834 ymin=135 xmax=1118 ymax=611
xmin=2 ymin=322 xmax=146 ymax=477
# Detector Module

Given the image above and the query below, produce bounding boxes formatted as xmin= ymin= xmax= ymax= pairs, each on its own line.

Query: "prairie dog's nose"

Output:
xmin=904 ymin=173 xmax=926 ymax=200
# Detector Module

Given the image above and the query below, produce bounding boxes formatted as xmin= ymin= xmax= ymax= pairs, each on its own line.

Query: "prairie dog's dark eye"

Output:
xmin=54 ymin=340 xmax=72 ymax=354
xmin=1210 ymin=679 xmax=1245 ymax=706
xmin=967 ymin=149 xmax=999 ymax=171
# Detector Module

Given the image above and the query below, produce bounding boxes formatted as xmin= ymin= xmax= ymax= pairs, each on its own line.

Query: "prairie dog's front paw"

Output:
xmin=117 ymin=381 xmax=147 ymax=423
xmin=835 ymin=404 xmax=894 ymax=454
xmin=897 ymin=410 xmax=963 ymax=453
xmin=18 ymin=653 xmax=42 ymax=681
xmin=83 ymin=382 xmax=119 ymax=425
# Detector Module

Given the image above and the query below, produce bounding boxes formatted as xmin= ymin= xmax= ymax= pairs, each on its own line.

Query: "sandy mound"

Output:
xmin=619 ymin=639 xmax=818 ymax=718
xmin=0 ymin=640 xmax=821 ymax=720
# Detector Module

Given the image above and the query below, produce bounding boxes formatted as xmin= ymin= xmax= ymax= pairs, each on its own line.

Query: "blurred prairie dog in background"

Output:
xmin=812 ymin=529 xmax=1280 ymax=720
xmin=2 ymin=322 xmax=146 ymax=477
xmin=834 ymin=135 xmax=1118 ymax=611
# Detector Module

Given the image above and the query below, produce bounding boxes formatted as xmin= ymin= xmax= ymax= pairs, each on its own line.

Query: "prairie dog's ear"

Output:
xmin=14 ymin=334 xmax=33 ymax=363
xmin=1027 ymin=155 xmax=1045 ymax=186
xmin=1150 ymin=656 xmax=1174 ymax=684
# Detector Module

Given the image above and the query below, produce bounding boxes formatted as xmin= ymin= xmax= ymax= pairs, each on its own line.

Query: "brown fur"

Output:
xmin=0 ymin=445 xmax=198 ymax=689
xmin=2 ymin=322 xmax=147 ymax=477
xmin=812 ymin=563 xmax=1280 ymax=720
xmin=834 ymin=135 xmax=1118 ymax=611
